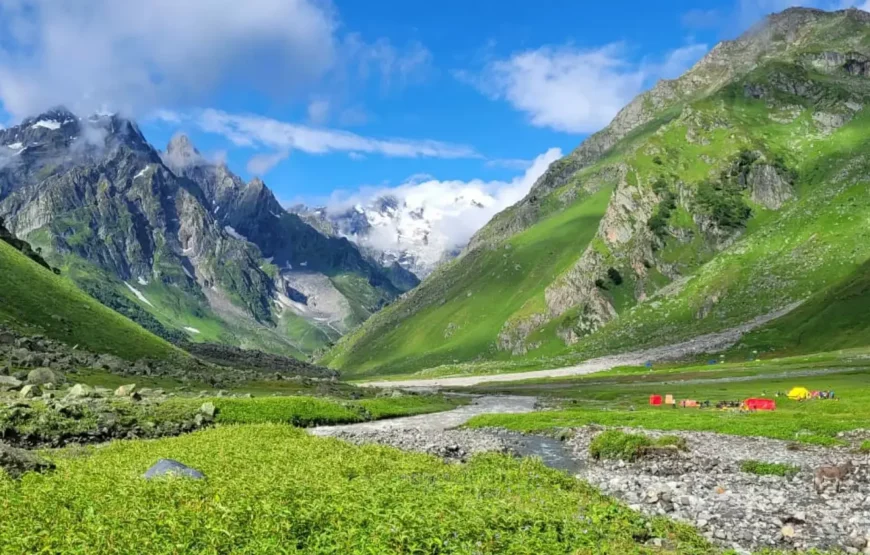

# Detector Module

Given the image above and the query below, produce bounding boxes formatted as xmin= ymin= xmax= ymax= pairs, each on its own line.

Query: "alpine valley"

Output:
xmin=322 ymin=7 xmax=870 ymax=377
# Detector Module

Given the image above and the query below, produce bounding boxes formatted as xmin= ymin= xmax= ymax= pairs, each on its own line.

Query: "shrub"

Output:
xmin=859 ymin=440 xmax=870 ymax=453
xmin=739 ymin=460 xmax=800 ymax=477
xmin=589 ymin=430 xmax=653 ymax=462
xmin=607 ymin=268 xmax=624 ymax=286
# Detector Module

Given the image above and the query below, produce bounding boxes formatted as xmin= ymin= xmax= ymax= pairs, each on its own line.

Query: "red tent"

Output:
xmin=743 ymin=398 xmax=776 ymax=411
xmin=649 ymin=394 xmax=662 ymax=406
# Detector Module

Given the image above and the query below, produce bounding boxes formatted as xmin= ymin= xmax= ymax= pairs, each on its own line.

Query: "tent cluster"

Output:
xmin=782 ymin=387 xmax=836 ymax=401
xmin=649 ymin=394 xmax=776 ymax=411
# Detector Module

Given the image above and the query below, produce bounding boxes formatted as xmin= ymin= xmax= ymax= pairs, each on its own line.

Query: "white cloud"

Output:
xmin=196 ymin=109 xmax=479 ymax=159
xmin=459 ymin=42 xmax=707 ymax=134
xmin=307 ymin=100 xmax=330 ymax=124
xmin=325 ymin=147 xmax=563 ymax=258
xmin=0 ymin=0 xmax=337 ymax=119
xmin=0 ymin=1 xmax=432 ymax=121
xmin=348 ymin=152 xmax=366 ymax=161
xmin=656 ymin=43 xmax=712 ymax=80
xmin=343 ymin=34 xmax=433 ymax=90
xmin=247 ymin=150 xmax=290 ymax=176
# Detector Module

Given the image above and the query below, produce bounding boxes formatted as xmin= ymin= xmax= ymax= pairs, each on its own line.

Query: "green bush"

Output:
xmin=696 ymin=180 xmax=752 ymax=230
xmin=589 ymin=430 xmax=653 ymax=462
xmin=739 ymin=460 xmax=800 ymax=477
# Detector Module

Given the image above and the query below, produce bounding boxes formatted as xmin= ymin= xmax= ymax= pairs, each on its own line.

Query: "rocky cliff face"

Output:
xmin=323 ymin=7 xmax=870 ymax=375
xmin=0 ymin=114 xmax=413 ymax=358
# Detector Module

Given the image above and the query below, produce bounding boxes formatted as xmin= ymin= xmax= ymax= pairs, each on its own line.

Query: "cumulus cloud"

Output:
xmin=324 ymin=147 xmax=563 ymax=257
xmin=0 ymin=1 xmax=432 ymax=121
xmin=247 ymin=150 xmax=290 ymax=176
xmin=196 ymin=109 xmax=479 ymax=159
xmin=458 ymin=42 xmax=708 ymax=134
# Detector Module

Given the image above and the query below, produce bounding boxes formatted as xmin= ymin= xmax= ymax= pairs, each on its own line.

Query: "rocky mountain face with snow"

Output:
xmin=294 ymin=190 xmax=490 ymax=279
xmin=0 ymin=110 xmax=415 ymax=358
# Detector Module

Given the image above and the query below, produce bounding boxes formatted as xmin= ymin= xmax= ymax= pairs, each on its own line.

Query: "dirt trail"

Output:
xmin=359 ymin=304 xmax=801 ymax=389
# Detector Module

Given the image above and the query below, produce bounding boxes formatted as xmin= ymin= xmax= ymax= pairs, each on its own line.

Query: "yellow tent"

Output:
xmin=787 ymin=387 xmax=810 ymax=400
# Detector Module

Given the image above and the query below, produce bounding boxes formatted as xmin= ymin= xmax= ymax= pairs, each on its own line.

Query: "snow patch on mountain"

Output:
xmin=224 ymin=225 xmax=247 ymax=241
xmin=299 ymin=148 xmax=562 ymax=278
xmin=32 ymin=119 xmax=62 ymax=130
xmin=124 ymin=282 xmax=154 ymax=307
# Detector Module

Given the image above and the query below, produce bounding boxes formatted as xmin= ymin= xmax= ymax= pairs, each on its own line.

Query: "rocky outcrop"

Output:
xmin=747 ymin=164 xmax=795 ymax=209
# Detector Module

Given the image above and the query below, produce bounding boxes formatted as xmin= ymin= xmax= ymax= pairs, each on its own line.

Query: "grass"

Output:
xmin=589 ymin=430 xmax=688 ymax=462
xmin=202 ymin=394 xmax=468 ymax=427
xmin=739 ymin=460 xmax=800 ymax=477
xmin=0 ymin=425 xmax=713 ymax=554
xmin=859 ymin=440 xmax=870 ymax=453
xmin=323 ymin=185 xmax=614 ymax=376
xmin=465 ymin=364 xmax=870 ymax=447
xmin=0 ymin=240 xmax=179 ymax=361
xmin=0 ymin=392 xmax=468 ymax=447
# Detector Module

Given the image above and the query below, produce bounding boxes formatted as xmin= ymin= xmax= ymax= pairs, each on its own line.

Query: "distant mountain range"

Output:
xmin=292 ymin=190 xmax=490 ymax=278
xmin=0 ymin=109 xmax=417 ymax=358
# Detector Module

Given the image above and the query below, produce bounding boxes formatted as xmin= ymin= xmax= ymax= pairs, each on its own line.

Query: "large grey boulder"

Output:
xmin=26 ymin=367 xmax=64 ymax=386
xmin=143 ymin=459 xmax=205 ymax=480
xmin=0 ymin=442 xmax=55 ymax=478
xmin=0 ymin=375 xmax=23 ymax=390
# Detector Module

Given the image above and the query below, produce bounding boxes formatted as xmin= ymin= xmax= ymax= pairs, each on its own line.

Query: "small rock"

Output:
xmin=19 ymin=384 xmax=41 ymax=399
xmin=199 ymin=402 xmax=217 ymax=418
xmin=65 ymin=383 xmax=95 ymax=400
xmin=143 ymin=459 xmax=205 ymax=480
xmin=114 ymin=384 xmax=137 ymax=397
xmin=0 ymin=442 xmax=55 ymax=478
xmin=781 ymin=525 xmax=796 ymax=539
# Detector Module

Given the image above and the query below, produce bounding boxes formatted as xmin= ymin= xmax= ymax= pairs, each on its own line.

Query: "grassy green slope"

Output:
xmin=324 ymin=11 xmax=870 ymax=377
xmin=736 ymin=259 xmax=870 ymax=356
xmin=569 ymin=88 xmax=870 ymax=360
xmin=0 ymin=240 xmax=178 ymax=360
xmin=322 ymin=186 xmax=614 ymax=376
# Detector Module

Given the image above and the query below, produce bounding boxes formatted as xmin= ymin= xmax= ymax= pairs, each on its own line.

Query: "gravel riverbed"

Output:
xmin=320 ymin=411 xmax=870 ymax=553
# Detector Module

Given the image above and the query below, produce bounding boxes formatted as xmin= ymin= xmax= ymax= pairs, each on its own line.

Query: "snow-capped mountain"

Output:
xmin=294 ymin=191 xmax=490 ymax=278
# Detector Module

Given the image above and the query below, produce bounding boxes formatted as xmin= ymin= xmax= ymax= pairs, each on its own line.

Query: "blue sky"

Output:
xmin=0 ymin=0 xmax=866 ymax=207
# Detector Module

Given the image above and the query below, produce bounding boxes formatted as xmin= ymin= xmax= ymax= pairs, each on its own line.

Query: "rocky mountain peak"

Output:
xmin=164 ymin=134 xmax=202 ymax=173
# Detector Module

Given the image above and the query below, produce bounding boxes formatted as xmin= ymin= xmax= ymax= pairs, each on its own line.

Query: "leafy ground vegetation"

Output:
xmin=0 ymin=425 xmax=713 ymax=554
xmin=739 ymin=460 xmax=800 ymax=477
xmin=0 ymin=388 xmax=466 ymax=448
xmin=589 ymin=430 xmax=687 ymax=462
